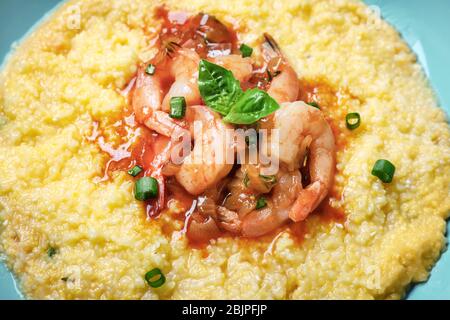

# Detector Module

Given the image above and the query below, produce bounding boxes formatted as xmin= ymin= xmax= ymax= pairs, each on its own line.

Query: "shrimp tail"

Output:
xmin=289 ymin=181 xmax=325 ymax=222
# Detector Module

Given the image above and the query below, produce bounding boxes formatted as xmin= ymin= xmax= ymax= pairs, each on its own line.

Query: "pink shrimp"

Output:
xmin=175 ymin=105 xmax=235 ymax=195
xmin=273 ymin=101 xmax=335 ymax=222
xmin=209 ymin=54 xmax=253 ymax=82
xmin=262 ymin=33 xmax=299 ymax=103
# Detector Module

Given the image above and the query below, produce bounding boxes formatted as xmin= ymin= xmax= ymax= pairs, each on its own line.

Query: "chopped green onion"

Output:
xmin=346 ymin=112 xmax=361 ymax=130
xmin=47 ymin=246 xmax=57 ymax=258
xmin=169 ymin=97 xmax=186 ymax=119
xmin=371 ymin=159 xmax=396 ymax=183
xmin=145 ymin=64 xmax=156 ymax=75
xmin=239 ymin=44 xmax=253 ymax=58
xmin=134 ymin=177 xmax=158 ymax=201
xmin=255 ymin=197 xmax=267 ymax=210
xmin=243 ymin=173 xmax=250 ymax=188
xmin=127 ymin=165 xmax=143 ymax=177
xmin=307 ymin=102 xmax=320 ymax=109
xmin=145 ymin=268 xmax=166 ymax=288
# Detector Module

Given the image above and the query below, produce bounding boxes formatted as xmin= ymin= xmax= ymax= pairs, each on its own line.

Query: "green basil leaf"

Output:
xmin=223 ymin=88 xmax=280 ymax=124
xmin=198 ymin=59 xmax=243 ymax=115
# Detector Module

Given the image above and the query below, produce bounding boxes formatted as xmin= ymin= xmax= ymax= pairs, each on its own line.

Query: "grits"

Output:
xmin=0 ymin=0 xmax=449 ymax=300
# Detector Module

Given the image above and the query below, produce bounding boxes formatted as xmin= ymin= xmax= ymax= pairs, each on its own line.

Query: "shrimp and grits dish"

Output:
xmin=0 ymin=0 xmax=449 ymax=300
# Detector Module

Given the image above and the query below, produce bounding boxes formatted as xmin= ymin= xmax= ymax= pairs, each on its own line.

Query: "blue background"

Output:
xmin=0 ymin=0 xmax=448 ymax=300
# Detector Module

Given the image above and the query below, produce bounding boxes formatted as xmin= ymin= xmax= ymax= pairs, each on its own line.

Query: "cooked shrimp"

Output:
xmin=175 ymin=105 xmax=234 ymax=195
xmin=215 ymin=170 xmax=302 ymax=237
xmin=241 ymin=170 xmax=302 ymax=237
xmin=262 ymin=33 xmax=299 ymax=103
xmin=134 ymin=49 xmax=251 ymax=125
xmin=273 ymin=101 xmax=335 ymax=222
xmin=161 ymin=48 xmax=202 ymax=112
xmin=132 ymin=48 xmax=201 ymax=133
xmin=143 ymin=110 xmax=187 ymax=137
xmin=187 ymin=213 xmax=221 ymax=243
xmin=209 ymin=54 xmax=253 ymax=82
xmin=216 ymin=206 xmax=242 ymax=234
xmin=132 ymin=61 xmax=170 ymax=123
xmin=231 ymin=101 xmax=335 ymax=235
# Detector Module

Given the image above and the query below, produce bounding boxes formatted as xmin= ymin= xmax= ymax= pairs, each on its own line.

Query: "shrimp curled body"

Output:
xmin=274 ymin=101 xmax=335 ymax=222
xmin=224 ymin=101 xmax=335 ymax=237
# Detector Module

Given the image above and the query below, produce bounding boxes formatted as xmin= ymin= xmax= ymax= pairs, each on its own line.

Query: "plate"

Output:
xmin=0 ymin=0 xmax=448 ymax=300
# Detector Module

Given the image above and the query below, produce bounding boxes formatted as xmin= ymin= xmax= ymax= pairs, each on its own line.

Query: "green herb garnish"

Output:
xmin=346 ymin=112 xmax=361 ymax=130
xmin=145 ymin=268 xmax=166 ymax=288
xmin=198 ymin=60 xmax=280 ymax=124
xmin=223 ymin=89 xmax=280 ymax=125
xmin=371 ymin=159 xmax=396 ymax=183
xmin=169 ymin=97 xmax=186 ymax=119
xmin=128 ymin=165 xmax=143 ymax=177
xmin=47 ymin=246 xmax=57 ymax=258
xmin=307 ymin=102 xmax=320 ymax=109
xmin=259 ymin=174 xmax=277 ymax=189
xmin=255 ymin=197 xmax=267 ymax=210
xmin=134 ymin=177 xmax=159 ymax=201
xmin=198 ymin=59 xmax=243 ymax=116
xmin=145 ymin=64 xmax=156 ymax=75
xmin=239 ymin=44 xmax=253 ymax=58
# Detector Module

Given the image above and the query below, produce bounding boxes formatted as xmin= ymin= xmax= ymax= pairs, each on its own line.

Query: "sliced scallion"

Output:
xmin=134 ymin=177 xmax=159 ymax=201
xmin=145 ymin=64 xmax=156 ymax=75
xmin=346 ymin=112 xmax=361 ymax=130
xmin=128 ymin=165 xmax=143 ymax=177
xmin=145 ymin=268 xmax=166 ymax=288
xmin=169 ymin=97 xmax=186 ymax=119
xmin=239 ymin=44 xmax=253 ymax=58
xmin=371 ymin=159 xmax=396 ymax=183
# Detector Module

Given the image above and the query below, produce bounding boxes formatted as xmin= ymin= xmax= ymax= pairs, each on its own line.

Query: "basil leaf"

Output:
xmin=223 ymin=89 xmax=280 ymax=124
xmin=198 ymin=59 xmax=243 ymax=116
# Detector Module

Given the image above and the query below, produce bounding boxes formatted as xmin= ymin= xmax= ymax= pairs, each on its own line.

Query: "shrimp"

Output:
xmin=134 ymin=48 xmax=252 ymax=127
xmin=143 ymin=110 xmax=188 ymax=137
xmin=241 ymin=170 xmax=302 ymax=237
xmin=219 ymin=101 xmax=335 ymax=236
xmin=208 ymin=169 xmax=302 ymax=237
xmin=273 ymin=101 xmax=335 ymax=222
xmin=187 ymin=213 xmax=221 ymax=243
xmin=175 ymin=105 xmax=234 ymax=195
xmin=161 ymin=48 xmax=202 ymax=112
xmin=209 ymin=54 xmax=253 ymax=82
xmin=132 ymin=60 xmax=170 ymax=123
xmin=132 ymin=48 xmax=201 ymax=134
xmin=262 ymin=33 xmax=299 ymax=103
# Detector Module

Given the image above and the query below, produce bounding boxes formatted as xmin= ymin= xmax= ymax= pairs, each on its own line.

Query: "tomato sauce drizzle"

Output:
xmin=89 ymin=7 xmax=349 ymax=251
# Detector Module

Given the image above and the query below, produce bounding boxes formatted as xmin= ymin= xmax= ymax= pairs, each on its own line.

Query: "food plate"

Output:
xmin=0 ymin=0 xmax=448 ymax=300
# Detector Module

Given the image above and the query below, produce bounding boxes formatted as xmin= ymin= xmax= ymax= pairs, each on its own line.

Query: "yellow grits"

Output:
xmin=0 ymin=0 xmax=449 ymax=299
